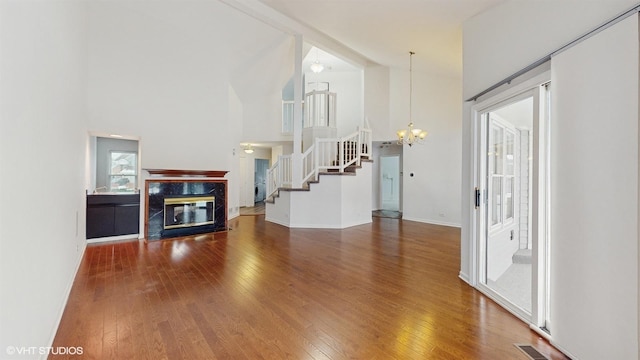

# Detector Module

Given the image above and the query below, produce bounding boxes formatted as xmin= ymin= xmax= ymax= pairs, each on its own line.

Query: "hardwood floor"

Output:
xmin=50 ymin=216 xmax=569 ymax=359
xmin=239 ymin=202 xmax=265 ymax=216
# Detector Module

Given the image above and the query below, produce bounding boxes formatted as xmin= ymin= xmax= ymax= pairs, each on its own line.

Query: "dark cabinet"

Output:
xmin=87 ymin=194 xmax=140 ymax=239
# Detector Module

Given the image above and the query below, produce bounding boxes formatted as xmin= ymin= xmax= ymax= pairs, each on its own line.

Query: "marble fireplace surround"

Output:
xmin=144 ymin=169 xmax=228 ymax=241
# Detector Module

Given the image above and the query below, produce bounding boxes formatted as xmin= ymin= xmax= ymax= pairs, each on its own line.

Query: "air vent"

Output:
xmin=514 ymin=344 xmax=548 ymax=360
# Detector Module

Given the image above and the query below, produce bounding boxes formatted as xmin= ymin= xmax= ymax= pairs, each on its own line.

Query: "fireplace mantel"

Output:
xmin=144 ymin=169 xmax=228 ymax=178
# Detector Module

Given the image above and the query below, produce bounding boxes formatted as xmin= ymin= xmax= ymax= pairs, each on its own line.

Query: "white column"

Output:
xmin=291 ymin=34 xmax=303 ymax=188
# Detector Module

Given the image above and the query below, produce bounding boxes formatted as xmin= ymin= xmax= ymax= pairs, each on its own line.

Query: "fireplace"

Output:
xmin=164 ymin=196 xmax=214 ymax=229
xmin=144 ymin=174 xmax=227 ymax=241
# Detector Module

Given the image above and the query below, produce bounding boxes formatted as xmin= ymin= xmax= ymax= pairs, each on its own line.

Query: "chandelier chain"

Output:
xmin=409 ymin=51 xmax=414 ymax=125
xmin=396 ymin=50 xmax=427 ymax=147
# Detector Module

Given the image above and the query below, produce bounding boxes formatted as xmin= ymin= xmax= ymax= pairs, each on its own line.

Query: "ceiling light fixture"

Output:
xmin=310 ymin=48 xmax=324 ymax=73
xmin=310 ymin=61 xmax=324 ymax=73
xmin=397 ymin=51 xmax=428 ymax=147
xmin=244 ymin=144 xmax=254 ymax=154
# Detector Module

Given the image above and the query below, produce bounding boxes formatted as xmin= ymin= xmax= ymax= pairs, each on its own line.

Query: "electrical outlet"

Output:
xmin=439 ymin=213 xmax=445 ymax=217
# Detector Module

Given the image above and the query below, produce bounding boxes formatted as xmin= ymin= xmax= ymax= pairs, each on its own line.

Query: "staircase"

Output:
xmin=265 ymin=127 xmax=373 ymax=228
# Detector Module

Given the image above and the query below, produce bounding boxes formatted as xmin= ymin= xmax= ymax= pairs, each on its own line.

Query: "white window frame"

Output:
xmin=108 ymin=151 xmax=138 ymax=193
xmin=488 ymin=115 xmax=517 ymax=233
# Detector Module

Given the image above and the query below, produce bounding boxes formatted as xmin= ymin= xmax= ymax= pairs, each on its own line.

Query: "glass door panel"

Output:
xmin=482 ymin=97 xmax=534 ymax=316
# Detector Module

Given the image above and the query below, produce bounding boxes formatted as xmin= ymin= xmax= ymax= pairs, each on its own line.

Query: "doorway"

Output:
xmin=254 ymin=159 xmax=269 ymax=203
xmin=472 ymin=74 xmax=550 ymax=332
xmin=380 ymin=155 xmax=400 ymax=211
xmin=373 ymin=142 xmax=403 ymax=219
xmin=482 ymin=100 xmax=532 ymax=314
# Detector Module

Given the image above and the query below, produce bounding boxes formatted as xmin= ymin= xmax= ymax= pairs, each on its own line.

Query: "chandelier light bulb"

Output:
xmin=310 ymin=61 xmax=324 ymax=73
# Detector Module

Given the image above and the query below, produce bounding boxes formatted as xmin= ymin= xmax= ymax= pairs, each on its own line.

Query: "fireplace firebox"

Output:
xmin=144 ymin=175 xmax=227 ymax=241
xmin=164 ymin=196 xmax=214 ymax=229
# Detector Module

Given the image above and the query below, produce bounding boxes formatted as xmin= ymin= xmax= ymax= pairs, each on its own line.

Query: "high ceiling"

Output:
xmin=260 ymin=0 xmax=506 ymax=74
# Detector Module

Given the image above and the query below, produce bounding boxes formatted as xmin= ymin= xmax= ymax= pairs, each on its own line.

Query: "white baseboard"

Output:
xmin=86 ymin=234 xmax=139 ymax=244
xmin=458 ymin=271 xmax=471 ymax=284
xmin=401 ymin=216 xmax=461 ymax=228
xmin=265 ymin=216 xmax=290 ymax=228
xmin=44 ymin=244 xmax=86 ymax=359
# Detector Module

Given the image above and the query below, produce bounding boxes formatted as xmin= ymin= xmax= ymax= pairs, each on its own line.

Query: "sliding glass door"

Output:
xmin=474 ymin=80 xmax=550 ymax=331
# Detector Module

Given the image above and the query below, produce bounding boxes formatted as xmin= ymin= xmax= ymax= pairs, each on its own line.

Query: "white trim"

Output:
xmin=529 ymin=324 xmax=551 ymax=341
xmin=264 ymin=216 xmax=290 ymax=228
xmin=548 ymin=340 xmax=577 ymax=360
xmin=284 ymin=219 xmax=373 ymax=229
xmin=458 ymin=272 xmax=471 ymax=284
xmin=87 ymin=234 xmax=139 ymax=244
xmin=475 ymin=282 xmax=531 ymax=323
xmin=467 ymin=4 xmax=640 ymax=101
xmin=44 ymin=244 xmax=86 ymax=359
xmin=379 ymin=154 xmax=401 ymax=212
xmin=217 ymin=0 xmax=370 ymax=68
xmin=401 ymin=216 xmax=461 ymax=228
xmin=469 ymin=70 xmax=551 ymax=335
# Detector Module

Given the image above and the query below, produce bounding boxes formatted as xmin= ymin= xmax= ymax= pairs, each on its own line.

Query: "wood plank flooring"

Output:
xmin=239 ymin=202 xmax=265 ymax=216
xmin=50 ymin=216 xmax=569 ymax=359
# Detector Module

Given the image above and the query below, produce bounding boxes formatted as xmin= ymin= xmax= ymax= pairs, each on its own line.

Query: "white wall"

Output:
xmin=462 ymin=2 xmax=640 ymax=359
xmin=394 ymin=69 xmax=462 ymax=227
xmin=228 ymin=85 xmax=243 ymax=218
xmin=86 ymin=1 xmax=293 ymax=218
xmin=267 ymin=162 xmax=372 ymax=228
xmin=340 ymin=61 xmax=462 ymax=227
xmin=463 ymin=0 xmax=639 ymax=100
xmin=461 ymin=0 xmax=638 ymax=282
xmin=240 ymin=35 xmax=295 ymax=143
xmin=550 ymin=15 xmax=638 ymax=360
xmin=364 ymin=65 xmax=391 ymax=141
xmin=306 ymin=70 xmax=364 ymax=136
xmin=87 ymin=2 xmax=232 ymax=170
xmin=0 ymin=0 xmax=89 ymax=354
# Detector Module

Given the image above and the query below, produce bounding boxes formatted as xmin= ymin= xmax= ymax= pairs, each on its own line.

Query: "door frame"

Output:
xmin=469 ymin=71 xmax=551 ymax=335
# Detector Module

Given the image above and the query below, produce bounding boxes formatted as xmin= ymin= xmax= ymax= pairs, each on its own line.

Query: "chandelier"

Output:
xmin=397 ymin=51 xmax=427 ymax=146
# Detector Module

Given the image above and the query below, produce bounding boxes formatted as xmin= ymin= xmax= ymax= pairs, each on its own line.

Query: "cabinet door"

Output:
xmin=114 ymin=205 xmax=140 ymax=235
xmin=86 ymin=207 xmax=115 ymax=239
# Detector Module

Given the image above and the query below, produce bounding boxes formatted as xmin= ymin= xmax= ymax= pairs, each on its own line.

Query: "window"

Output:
xmin=489 ymin=118 xmax=516 ymax=230
xmin=109 ymin=151 xmax=137 ymax=193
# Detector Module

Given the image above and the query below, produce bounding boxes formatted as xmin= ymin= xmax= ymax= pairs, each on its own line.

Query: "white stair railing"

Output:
xmin=266 ymin=127 xmax=371 ymax=199
xmin=266 ymin=159 xmax=279 ymax=199
xmin=302 ymin=146 xmax=316 ymax=184
xmin=267 ymin=154 xmax=292 ymax=199
xmin=358 ymin=126 xmax=372 ymax=159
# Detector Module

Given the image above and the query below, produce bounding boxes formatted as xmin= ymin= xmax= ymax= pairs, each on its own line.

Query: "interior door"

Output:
xmin=380 ymin=155 xmax=400 ymax=211
xmin=254 ymin=159 xmax=269 ymax=203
